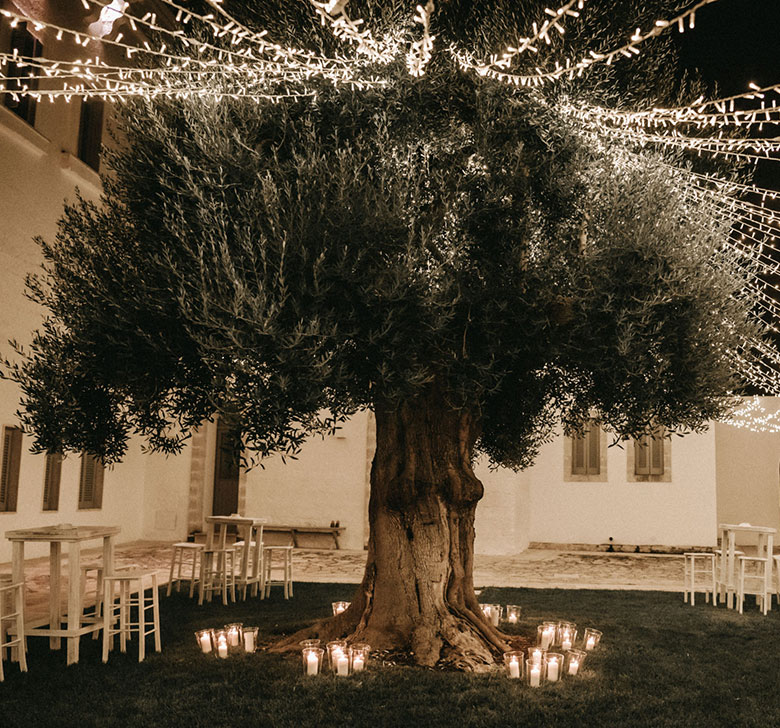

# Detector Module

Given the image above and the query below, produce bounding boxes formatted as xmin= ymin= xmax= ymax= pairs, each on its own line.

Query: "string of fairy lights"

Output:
xmin=1 ymin=0 xmax=779 ymax=430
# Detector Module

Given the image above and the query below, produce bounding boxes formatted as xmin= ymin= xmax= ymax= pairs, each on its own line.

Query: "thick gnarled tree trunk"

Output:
xmin=276 ymin=389 xmax=513 ymax=670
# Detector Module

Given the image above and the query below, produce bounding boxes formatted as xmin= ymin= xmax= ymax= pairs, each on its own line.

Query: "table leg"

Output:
xmin=250 ymin=527 xmax=261 ymax=598
xmin=240 ymin=525 xmax=250 ymax=600
xmin=50 ymin=542 xmax=62 ymax=649
xmin=103 ymin=535 xmax=115 ymax=579
xmin=727 ymin=531 xmax=736 ymax=609
xmin=11 ymin=541 xmax=25 ymax=658
xmin=763 ymin=534 xmax=773 ymax=613
xmin=66 ymin=540 xmax=81 ymax=665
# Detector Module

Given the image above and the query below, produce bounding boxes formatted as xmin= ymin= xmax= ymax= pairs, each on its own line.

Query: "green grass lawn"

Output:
xmin=2 ymin=582 xmax=778 ymax=728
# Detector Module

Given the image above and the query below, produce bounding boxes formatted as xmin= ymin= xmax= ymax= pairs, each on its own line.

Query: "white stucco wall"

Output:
xmin=526 ymin=427 xmax=718 ymax=548
xmin=715 ymin=403 xmax=780 ymax=545
xmin=140 ymin=449 xmax=193 ymax=542
xmin=474 ymin=461 xmax=531 ymax=555
xmin=0 ymin=97 xmax=149 ymax=562
xmin=242 ymin=412 xmax=371 ymax=551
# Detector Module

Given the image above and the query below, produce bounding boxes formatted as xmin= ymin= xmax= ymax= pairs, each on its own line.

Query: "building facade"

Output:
xmin=2 ymin=1 xmax=780 ymax=565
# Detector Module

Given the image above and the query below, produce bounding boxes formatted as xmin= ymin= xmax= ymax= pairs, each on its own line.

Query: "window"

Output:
xmin=634 ymin=427 xmax=665 ymax=476
xmin=571 ymin=422 xmax=600 ymax=475
xmin=78 ymin=98 xmax=104 ymax=171
xmin=0 ymin=426 xmax=23 ymax=512
xmin=42 ymin=452 xmax=62 ymax=511
xmin=2 ymin=22 xmax=42 ymax=126
xmin=78 ymin=453 xmax=104 ymax=509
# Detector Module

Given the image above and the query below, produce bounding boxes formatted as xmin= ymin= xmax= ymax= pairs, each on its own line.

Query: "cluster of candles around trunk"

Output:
xmin=300 ymin=639 xmax=371 ymax=677
xmin=195 ymin=623 xmax=259 ymax=657
xmin=502 ymin=621 xmax=602 ymax=686
xmin=480 ymin=603 xmax=522 ymax=626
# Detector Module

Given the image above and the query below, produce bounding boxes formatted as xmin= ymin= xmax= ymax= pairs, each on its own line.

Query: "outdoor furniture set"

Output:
xmin=1 ymin=513 xmax=296 ymax=679
xmin=683 ymin=522 xmax=778 ymax=614
xmin=0 ymin=523 xmax=161 ymax=680
xmin=167 ymin=514 xmax=295 ymax=606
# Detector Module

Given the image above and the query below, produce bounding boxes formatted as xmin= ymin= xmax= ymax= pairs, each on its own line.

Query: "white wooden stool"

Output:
xmin=198 ymin=548 xmax=237 ymax=606
xmin=263 ymin=545 xmax=294 ymax=599
xmin=713 ymin=547 xmax=743 ymax=602
xmin=166 ymin=542 xmax=204 ymax=598
xmin=736 ymin=556 xmax=770 ymax=615
xmin=683 ymin=552 xmax=717 ymax=606
xmin=81 ymin=563 xmax=104 ymax=640
xmin=102 ymin=570 xmax=162 ymax=663
xmin=233 ymin=539 xmax=264 ymax=600
xmin=774 ymin=555 xmax=780 ymax=607
xmin=0 ymin=580 xmax=28 ymax=681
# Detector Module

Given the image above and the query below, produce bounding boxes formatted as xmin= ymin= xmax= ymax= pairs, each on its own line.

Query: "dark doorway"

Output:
xmin=212 ymin=419 xmax=240 ymax=515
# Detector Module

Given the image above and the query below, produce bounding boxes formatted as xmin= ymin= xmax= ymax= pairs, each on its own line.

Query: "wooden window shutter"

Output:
xmin=79 ymin=454 xmax=104 ymax=509
xmin=42 ymin=453 xmax=62 ymax=511
xmin=0 ymin=426 xmax=23 ymax=512
xmin=634 ymin=436 xmax=650 ymax=475
xmin=571 ymin=434 xmax=587 ymax=474
xmin=650 ymin=430 xmax=665 ymax=475
xmin=3 ymin=24 xmax=42 ymax=125
xmin=77 ymin=98 xmax=104 ymax=171
xmin=586 ymin=424 xmax=600 ymax=474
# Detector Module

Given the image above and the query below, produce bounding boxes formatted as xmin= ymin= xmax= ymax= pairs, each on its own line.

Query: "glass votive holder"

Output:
xmin=195 ymin=629 xmax=213 ymax=655
xmin=299 ymin=639 xmax=322 ymax=650
xmin=349 ymin=643 xmax=370 ymax=673
xmin=503 ymin=651 xmax=524 ymax=679
xmin=537 ymin=621 xmax=557 ymax=649
xmin=332 ymin=601 xmax=350 ymax=615
xmin=527 ymin=646 xmax=547 ymax=666
xmin=302 ymin=646 xmax=324 ymax=676
xmin=225 ymin=622 xmax=243 ymax=649
xmin=242 ymin=626 xmax=259 ymax=653
xmin=526 ymin=658 xmax=544 ymax=687
xmin=544 ymin=652 xmax=564 ymax=683
xmin=480 ymin=603 xmax=501 ymax=626
xmin=583 ymin=628 xmax=602 ymax=651
xmin=564 ymin=649 xmax=586 ymax=676
xmin=212 ymin=629 xmax=229 ymax=659
xmin=326 ymin=640 xmax=349 ymax=673
xmin=556 ymin=621 xmax=577 ymax=650
xmin=504 ymin=605 xmax=522 ymax=625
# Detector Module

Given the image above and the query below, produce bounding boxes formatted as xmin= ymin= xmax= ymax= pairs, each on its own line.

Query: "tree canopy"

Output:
xmin=4 ymin=0 xmax=761 ymax=468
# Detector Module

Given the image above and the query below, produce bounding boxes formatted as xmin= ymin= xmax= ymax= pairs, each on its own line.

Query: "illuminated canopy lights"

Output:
xmin=1 ymin=0 xmax=779 ymax=424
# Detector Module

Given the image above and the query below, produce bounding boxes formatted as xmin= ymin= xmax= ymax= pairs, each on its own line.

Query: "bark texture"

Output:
xmin=276 ymin=388 xmax=517 ymax=670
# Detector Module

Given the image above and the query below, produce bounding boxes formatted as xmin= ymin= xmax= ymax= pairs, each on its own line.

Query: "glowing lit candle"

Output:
xmin=243 ymin=631 xmax=255 ymax=652
xmin=307 ymin=651 xmax=318 ymax=675
xmin=508 ymin=613 xmax=518 ymax=624
xmin=227 ymin=626 xmax=240 ymax=647
xmin=353 ymin=655 xmax=364 ymax=672
xmin=561 ymin=637 xmax=572 ymax=651
xmin=217 ymin=636 xmax=228 ymax=659
xmin=531 ymin=648 xmax=543 ymax=664
xmin=199 ymin=632 xmax=212 ymax=653
xmin=530 ymin=664 xmax=541 ymax=687
xmin=568 ymin=658 xmax=580 ymax=676
xmin=547 ymin=657 xmax=559 ymax=682
xmin=336 ymin=653 xmax=349 ymax=676
xmin=586 ymin=636 xmax=596 ymax=651
xmin=509 ymin=657 xmax=520 ymax=679
xmin=336 ymin=604 xmax=346 ymax=613
xmin=541 ymin=627 xmax=554 ymax=649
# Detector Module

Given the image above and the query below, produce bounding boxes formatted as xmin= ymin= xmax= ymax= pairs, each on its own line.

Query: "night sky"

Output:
xmin=675 ymin=0 xmax=780 ymax=190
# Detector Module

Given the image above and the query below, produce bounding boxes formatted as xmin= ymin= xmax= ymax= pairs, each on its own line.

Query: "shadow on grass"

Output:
xmin=1 ymin=583 xmax=778 ymax=728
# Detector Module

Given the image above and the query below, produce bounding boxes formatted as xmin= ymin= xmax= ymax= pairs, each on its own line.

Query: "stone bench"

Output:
xmin=262 ymin=525 xmax=345 ymax=550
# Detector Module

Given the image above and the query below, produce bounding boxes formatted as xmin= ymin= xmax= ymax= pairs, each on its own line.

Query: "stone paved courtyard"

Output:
xmin=3 ymin=540 xmax=688 ymax=620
